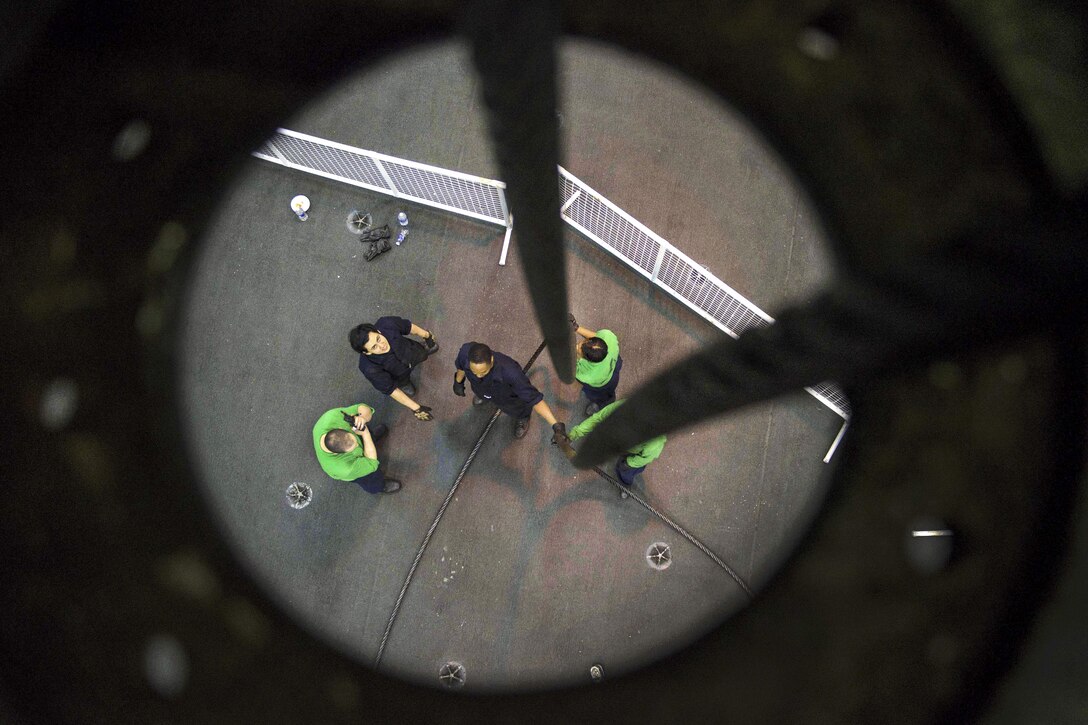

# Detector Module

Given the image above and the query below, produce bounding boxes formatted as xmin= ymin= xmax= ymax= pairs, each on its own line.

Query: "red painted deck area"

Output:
xmin=178 ymin=39 xmax=840 ymax=692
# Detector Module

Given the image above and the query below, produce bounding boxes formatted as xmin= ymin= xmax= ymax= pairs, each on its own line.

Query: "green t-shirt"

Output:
xmin=312 ymin=403 xmax=379 ymax=481
xmin=575 ymin=329 xmax=620 ymax=387
xmin=568 ymin=399 xmax=666 ymax=468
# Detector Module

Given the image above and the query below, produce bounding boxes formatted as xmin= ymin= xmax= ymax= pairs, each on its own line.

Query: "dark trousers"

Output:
xmin=496 ymin=399 xmax=534 ymax=420
xmin=615 ymin=456 xmax=645 ymax=487
xmin=350 ymin=424 xmax=388 ymax=494
xmin=582 ymin=356 xmax=623 ymax=406
xmin=352 ymin=468 xmax=386 ymax=494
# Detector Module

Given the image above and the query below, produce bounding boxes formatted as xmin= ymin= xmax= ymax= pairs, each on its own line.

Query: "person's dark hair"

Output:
xmin=324 ymin=429 xmax=356 ymax=453
xmin=468 ymin=343 xmax=492 ymax=365
xmin=582 ymin=337 xmax=608 ymax=363
xmin=349 ymin=323 xmax=377 ymax=353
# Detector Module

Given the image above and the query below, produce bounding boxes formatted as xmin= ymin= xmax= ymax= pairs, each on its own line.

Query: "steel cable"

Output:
xmin=464 ymin=0 xmax=574 ymax=382
xmin=374 ymin=339 xmax=548 ymax=668
xmin=575 ymin=193 xmax=1088 ymax=467
xmin=587 ymin=463 xmax=754 ymax=600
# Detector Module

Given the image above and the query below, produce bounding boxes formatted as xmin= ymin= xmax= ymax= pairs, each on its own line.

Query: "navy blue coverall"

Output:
xmin=454 ymin=343 xmax=543 ymax=419
xmin=357 ymin=316 xmax=428 ymax=394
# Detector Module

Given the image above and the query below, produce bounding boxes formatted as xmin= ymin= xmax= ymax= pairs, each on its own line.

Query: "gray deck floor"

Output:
xmin=178 ymin=39 xmax=842 ymax=692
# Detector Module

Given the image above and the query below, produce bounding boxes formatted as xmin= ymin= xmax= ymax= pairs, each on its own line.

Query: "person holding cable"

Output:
xmin=312 ymin=402 xmax=402 ymax=494
xmin=349 ymin=315 xmax=439 ymax=421
xmin=569 ymin=313 xmax=622 ymax=416
xmin=565 ymin=399 xmax=666 ymax=497
xmin=452 ymin=341 xmax=567 ymax=442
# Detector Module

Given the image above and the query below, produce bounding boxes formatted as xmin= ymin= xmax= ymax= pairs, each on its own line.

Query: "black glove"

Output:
xmin=413 ymin=405 xmax=434 ymax=421
xmin=363 ymin=237 xmax=391 ymax=262
xmin=358 ymin=224 xmax=391 ymax=244
xmin=342 ymin=411 xmax=366 ymax=431
xmin=550 ymin=422 xmax=569 ymax=446
xmin=423 ymin=332 xmax=439 ymax=354
xmin=568 ymin=313 xmax=578 ymax=330
xmin=453 ymin=375 xmax=466 ymax=397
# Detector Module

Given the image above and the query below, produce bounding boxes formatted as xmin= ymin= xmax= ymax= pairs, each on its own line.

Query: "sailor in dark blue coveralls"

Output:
xmin=453 ymin=342 xmax=567 ymax=441
xmin=349 ymin=316 xmax=439 ymax=421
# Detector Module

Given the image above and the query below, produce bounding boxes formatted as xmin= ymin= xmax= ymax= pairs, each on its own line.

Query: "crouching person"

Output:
xmin=566 ymin=399 xmax=665 ymax=497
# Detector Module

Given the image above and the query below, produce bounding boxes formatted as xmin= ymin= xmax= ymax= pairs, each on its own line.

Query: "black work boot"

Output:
xmin=514 ymin=416 xmax=530 ymax=439
xmin=381 ymin=478 xmax=402 ymax=494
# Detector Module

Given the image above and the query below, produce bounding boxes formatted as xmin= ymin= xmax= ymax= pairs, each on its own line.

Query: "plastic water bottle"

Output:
xmin=291 ymin=195 xmax=310 ymax=221
xmin=396 ymin=211 xmax=408 ymax=245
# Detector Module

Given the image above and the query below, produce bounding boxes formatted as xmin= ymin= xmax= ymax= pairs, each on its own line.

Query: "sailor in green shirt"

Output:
xmin=569 ymin=314 xmax=623 ymax=416
xmin=567 ymin=399 xmax=666 ymax=492
xmin=312 ymin=403 xmax=402 ymax=494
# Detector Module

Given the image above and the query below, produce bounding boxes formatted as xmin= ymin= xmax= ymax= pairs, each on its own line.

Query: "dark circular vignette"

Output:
xmin=1 ymin=2 xmax=1085 ymax=724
